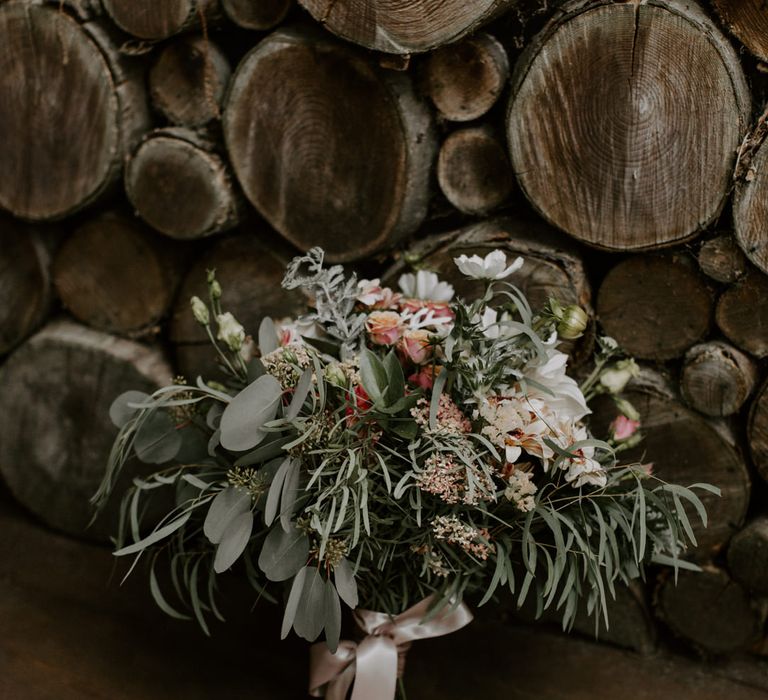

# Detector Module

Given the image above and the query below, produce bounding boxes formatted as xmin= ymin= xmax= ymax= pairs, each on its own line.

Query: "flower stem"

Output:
xmin=397 ymin=678 xmax=408 ymax=700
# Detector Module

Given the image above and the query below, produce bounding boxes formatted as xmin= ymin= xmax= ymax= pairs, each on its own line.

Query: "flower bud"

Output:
xmin=613 ymin=397 xmax=641 ymax=422
xmin=599 ymin=359 xmax=640 ymax=394
xmin=210 ymin=279 xmax=222 ymax=300
xmin=324 ymin=363 xmax=348 ymax=389
xmin=216 ymin=312 xmax=245 ymax=351
xmin=557 ymin=305 xmax=589 ymax=340
xmin=190 ymin=296 xmax=210 ymax=325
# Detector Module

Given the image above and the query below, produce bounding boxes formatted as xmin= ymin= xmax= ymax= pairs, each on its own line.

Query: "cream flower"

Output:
xmin=599 ymin=359 xmax=640 ymax=394
xmin=398 ymin=270 xmax=454 ymax=302
xmin=523 ymin=345 xmax=590 ymax=423
xmin=365 ymin=311 xmax=404 ymax=346
xmin=216 ymin=312 xmax=245 ymax=350
xmin=454 ymin=250 xmax=523 ymax=281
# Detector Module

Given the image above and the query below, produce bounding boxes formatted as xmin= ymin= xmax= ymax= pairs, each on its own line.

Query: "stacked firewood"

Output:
xmin=2 ymin=0 xmax=768 ymax=663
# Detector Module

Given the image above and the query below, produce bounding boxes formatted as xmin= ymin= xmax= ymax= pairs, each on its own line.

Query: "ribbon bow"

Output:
xmin=309 ymin=595 xmax=473 ymax=700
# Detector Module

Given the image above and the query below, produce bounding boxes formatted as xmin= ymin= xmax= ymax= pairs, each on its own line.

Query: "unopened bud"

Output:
xmin=324 ymin=363 xmax=348 ymax=389
xmin=557 ymin=305 xmax=589 ymax=340
xmin=599 ymin=359 xmax=640 ymax=394
xmin=613 ymin=397 xmax=641 ymax=422
xmin=190 ymin=296 xmax=210 ymax=325
xmin=216 ymin=312 xmax=245 ymax=351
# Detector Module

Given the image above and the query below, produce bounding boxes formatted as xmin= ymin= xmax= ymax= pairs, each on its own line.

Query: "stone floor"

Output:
xmin=2 ymin=492 xmax=767 ymax=700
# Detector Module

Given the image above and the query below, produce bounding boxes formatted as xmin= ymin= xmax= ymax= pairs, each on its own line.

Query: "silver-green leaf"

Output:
xmin=220 ymin=375 xmax=283 ymax=452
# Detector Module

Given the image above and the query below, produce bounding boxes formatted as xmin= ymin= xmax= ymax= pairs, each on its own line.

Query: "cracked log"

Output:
xmin=507 ymin=0 xmax=750 ymax=250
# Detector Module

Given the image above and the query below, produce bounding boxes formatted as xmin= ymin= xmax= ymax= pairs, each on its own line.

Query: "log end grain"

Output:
xmin=716 ymin=270 xmax=768 ymax=358
xmin=222 ymin=0 xmax=292 ymax=30
xmin=698 ymin=234 xmax=749 ymax=283
xmin=102 ymin=0 xmax=199 ymax=40
xmin=734 ymin=132 xmax=768 ymax=276
xmin=728 ymin=517 xmax=768 ymax=596
xmin=748 ymin=377 xmax=768 ymax=483
xmin=712 ymin=0 xmax=768 ymax=62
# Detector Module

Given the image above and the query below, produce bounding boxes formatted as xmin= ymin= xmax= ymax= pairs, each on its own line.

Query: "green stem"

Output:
xmin=398 ymin=677 xmax=408 ymax=700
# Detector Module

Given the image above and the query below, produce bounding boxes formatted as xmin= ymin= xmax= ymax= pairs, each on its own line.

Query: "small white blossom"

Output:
xmin=216 ymin=312 xmax=245 ymax=351
xmin=453 ymin=250 xmax=523 ymax=281
xmin=564 ymin=456 xmax=607 ymax=489
xmin=398 ymin=270 xmax=454 ymax=302
xmin=599 ymin=359 xmax=640 ymax=394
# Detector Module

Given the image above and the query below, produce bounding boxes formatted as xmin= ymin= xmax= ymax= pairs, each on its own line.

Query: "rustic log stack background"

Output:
xmin=3 ymin=0 xmax=768 ymax=696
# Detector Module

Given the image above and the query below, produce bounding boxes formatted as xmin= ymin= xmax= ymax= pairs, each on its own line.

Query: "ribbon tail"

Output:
xmin=309 ymin=641 xmax=357 ymax=700
xmin=351 ymin=635 xmax=398 ymax=700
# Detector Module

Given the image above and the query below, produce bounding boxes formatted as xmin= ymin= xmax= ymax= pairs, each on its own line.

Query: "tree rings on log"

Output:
xmin=0 ymin=3 xmax=149 ymax=220
xmin=101 ymin=0 xmax=218 ymax=41
xmin=0 ymin=320 xmax=172 ymax=540
xmin=592 ymin=369 xmax=750 ymax=557
xmin=597 ymin=256 xmax=713 ymax=361
xmin=170 ymin=233 xmax=307 ymax=379
xmin=680 ymin=342 xmax=757 ymax=417
xmin=421 ymin=33 xmax=509 ymax=121
xmin=728 ymin=518 xmax=768 ymax=597
xmin=747 ymin=377 xmax=768 ymax=483
xmin=734 ymin=126 xmax=768 ymax=276
xmin=657 ymin=567 xmax=761 ymax=654
xmin=126 ymin=129 xmax=241 ymax=240
xmin=149 ymin=36 xmax=231 ymax=128
xmin=222 ymin=0 xmax=292 ymax=30
xmin=712 ymin=0 xmax=768 ymax=62
xmin=437 ymin=127 xmax=515 ymax=215
xmin=223 ymin=27 xmax=436 ymax=262
xmin=716 ymin=270 xmax=768 ymax=358
xmin=698 ymin=234 xmax=748 ymax=284
xmin=507 ymin=0 xmax=750 ymax=250
xmin=53 ymin=212 xmax=183 ymax=337
xmin=0 ymin=217 xmax=52 ymax=355
xmin=297 ymin=0 xmax=514 ymax=54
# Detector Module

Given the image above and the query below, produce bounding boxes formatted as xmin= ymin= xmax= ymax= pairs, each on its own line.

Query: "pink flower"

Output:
xmin=400 ymin=298 xmax=455 ymax=321
xmin=611 ymin=415 xmax=640 ymax=441
xmin=401 ymin=329 xmax=432 ymax=364
xmin=365 ymin=311 xmax=404 ymax=346
xmin=409 ymin=365 xmax=440 ymax=390
xmin=357 ymin=279 xmax=400 ymax=309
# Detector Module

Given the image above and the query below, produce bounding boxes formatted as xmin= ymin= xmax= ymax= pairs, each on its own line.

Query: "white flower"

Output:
xmin=523 ymin=346 xmax=590 ymax=423
xmin=398 ymin=270 xmax=454 ymax=302
xmin=453 ymin=250 xmax=524 ymax=281
xmin=477 ymin=307 xmax=521 ymax=340
xmin=599 ymin=359 xmax=640 ymax=394
xmin=564 ymin=455 xmax=607 ymax=489
xmin=357 ymin=278 xmax=384 ymax=306
xmin=276 ymin=317 xmax=324 ymax=346
xmin=216 ymin=312 xmax=245 ymax=351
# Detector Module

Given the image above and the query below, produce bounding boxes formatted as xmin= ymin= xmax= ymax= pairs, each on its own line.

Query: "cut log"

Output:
xmin=0 ymin=216 xmax=52 ymax=355
xmin=728 ymin=518 xmax=768 ymax=597
xmin=437 ymin=127 xmax=515 ymax=215
xmin=170 ymin=232 xmax=307 ymax=379
xmin=698 ymin=234 xmax=748 ymax=284
xmin=747 ymin=377 xmax=768 ymax=483
xmin=126 ymin=128 xmax=241 ymax=240
xmin=592 ymin=369 xmax=750 ymax=557
xmin=657 ymin=567 xmax=762 ymax=654
xmin=0 ymin=319 xmax=172 ymax=540
xmin=222 ymin=26 xmax=436 ymax=262
xmin=101 ymin=0 xmax=218 ymax=40
xmin=734 ymin=120 xmax=768 ymax=276
xmin=507 ymin=0 xmax=750 ymax=250
xmin=597 ymin=255 xmax=713 ymax=361
xmin=716 ymin=270 xmax=768 ymax=358
xmin=680 ymin=342 xmax=757 ymax=417
xmin=297 ymin=0 xmax=515 ymax=54
xmin=149 ymin=35 xmax=231 ymax=127
xmin=52 ymin=212 xmax=185 ymax=337
xmin=383 ymin=216 xmax=594 ymax=362
xmin=421 ymin=33 xmax=509 ymax=121
xmin=0 ymin=3 xmax=150 ymax=220
xmin=712 ymin=0 xmax=768 ymax=62
xmin=221 ymin=0 xmax=292 ymax=30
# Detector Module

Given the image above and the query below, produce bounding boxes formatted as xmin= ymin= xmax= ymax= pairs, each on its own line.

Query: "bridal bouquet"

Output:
xmin=94 ymin=247 xmax=713 ymax=698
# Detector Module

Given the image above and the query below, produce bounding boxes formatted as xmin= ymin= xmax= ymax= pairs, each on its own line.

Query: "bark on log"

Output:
xmin=126 ymin=128 xmax=241 ymax=240
xmin=52 ymin=212 xmax=184 ymax=337
xmin=592 ymin=368 xmax=751 ymax=557
xmin=597 ymin=255 xmax=713 ymax=361
xmin=383 ymin=216 xmax=594 ymax=362
xmin=507 ymin=0 xmax=750 ymax=250
xmin=747 ymin=377 xmax=768 ymax=483
xmin=680 ymin=342 xmax=757 ymax=417
xmin=0 ymin=3 xmax=150 ymax=221
xmin=698 ymin=234 xmax=749 ymax=284
xmin=437 ymin=127 xmax=515 ymax=215
xmin=221 ymin=0 xmax=292 ymax=30
xmin=421 ymin=33 xmax=510 ymax=121
xmin=728 ymin=518 xmax=768 ymax=597
xmin=170 ymin=233 xmax=307 ymax=379
xmin=149 ymin=35 xmax=231 ymax=128
xmin=297 ymin=0 xmax=515 ymax=54
xmin=712 ymin=0 xmax=768 ymax=63
xmin=0 ymin=217 xmax=52 ymax=355
xmin=716 ymin=270 xmax=768 ymax=358
xmin=0 ymin=319 xmax=172 ymax=540
xmin=223 ymin=26 xmax=436 ymax=262
xmin=101 ymin=0 xmax=219 ymax=40
xmin=656 ymin=567 xmax=762 ymax=654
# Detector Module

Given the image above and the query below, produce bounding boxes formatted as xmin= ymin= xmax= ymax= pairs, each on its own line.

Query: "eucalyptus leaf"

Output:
xmin=203 ymin=486 xmax=251 ymax=544
xmin=286 ymin=369 xmax=313 ymax=420
xmin=214 ymin=511 xmax=254 ymax=573
xmin=220 ymin=375 xmax=283 ymax=452
xmin=207 ymin=428 xmax=221 ymax=457
xmin=109 ymin=390 xmax=150 ymax=428
xmin=247 ymin=358 xmax=266 ymax=383
xmin=175 ymin=425 xmax=210 ymax=463
xmin=293 ymin=566 xmax=326 ymax=642
xmin=150 ymin=563 xmax=191 ymax=620
xmin=134 ymin=410 xmax=182 ymax=464
xmin=235 ymin=435 xmax=290 ymax=466
xmin=334 ymin=558 xmax=358 ymax=608
xmin=258 ymin=317 xmax=280 ymax=355
xmin=324 ymin=579 xmax=342 ymax=652
xmin=280 ymin=458 xmax=301 ymax=532
xmin=206 ymin=403 xmax=223 ymax=430
xmin=258 ymin=525 xmax=310 ymax=582
xmin=382 ymin=350 xmax=405 ymax=406
xmin=264 ymin=457 xmax=292 ymax=526
xmin=359 ymin=348 xmax=387 ymax=405
xmin=281 ymin=567 xmax=309 ymax=639
xmin=114 ymin=512 xmax=191 ymax=556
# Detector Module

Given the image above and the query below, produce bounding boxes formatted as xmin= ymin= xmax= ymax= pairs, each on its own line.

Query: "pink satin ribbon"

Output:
xmin=309 ymin=595 xmax=473 ymax=700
